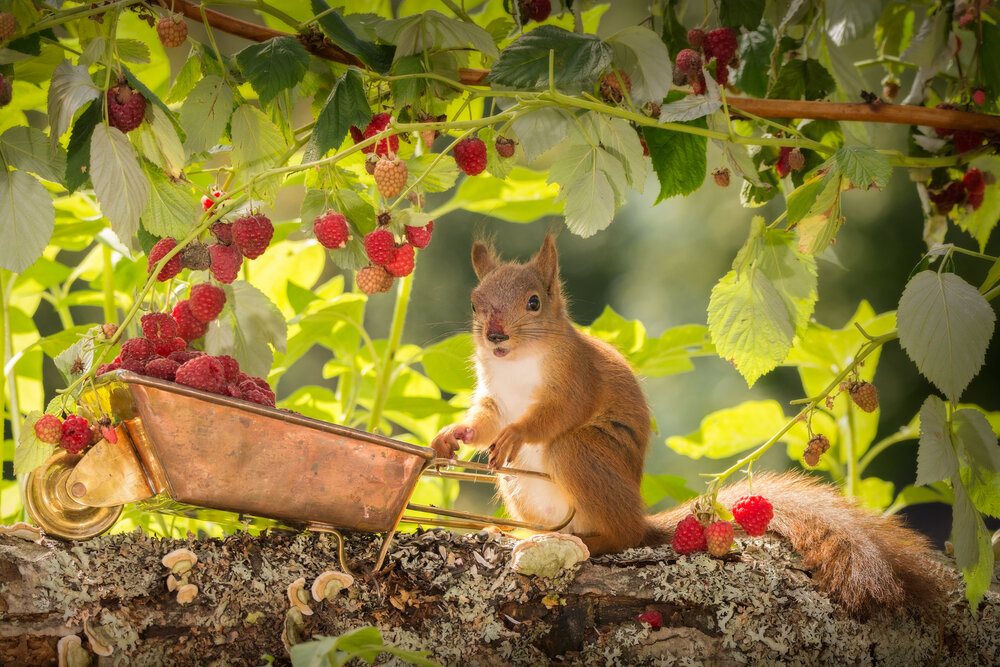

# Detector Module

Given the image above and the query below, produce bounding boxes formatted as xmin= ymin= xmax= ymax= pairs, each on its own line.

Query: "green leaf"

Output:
xmin=708 ymin=269 xmax=794 ymax=386
xmin=981 ymin=23 xmax=1000 ymax=110
xmin=407 ymin=154 xmax=459 ymax=194
xmin=310 ymin=68 xmax=370 ymax=158
xmin=547 ymin=143 xmax=618 ymax=237
xmin=131 ymin=105 xmax=186 ymax=179
xmin=786 ymin=173 xmax=828 ymax=225
xmin=641 ymin=474 xmax=698 ymax=505
xmin=579 ymin=113 xmax=648 ymax=192
xmin=659 ymin=1 xmax=689 ymax=62
xmin=767 ymin=58 xmax=835 ymax=100
xmin=735 ymin=25 xmax=775 ymax=98
xmin=605 ymin=26 xmax=673 ymax=105
xmin=793 ymin=170 xmax=844 ymax=254
xmin=509 ymin=107 xmax=572 ymax=163
xmin=230 ymin=105 xmax=286 ymax=200
xmin=165 ymin=53 xmax=201 ymax=104
xmin=141 ymin=164 xmax=195 ymax=239
xmin=834 ymin=145 xmax=891 ymax=190
xmin=180 ymin=75 xmax=234 ymax=157
xmin=658 ymin=94 xmax=722 ymax=123
xmin=855 ymin=476 xmax=894 ymax=512
xmin=376 ymin=10 xmax=498 ymax=60
xmin=951 ymin=476 xmax=994 ymax=612
xmin=644 ymin=124 xmax=707 ymax=202
xmin=953 ymin=408 xmax=1000 ymax=472
xmin=436 ymin=168 xmax=560 ymax=223
xmin=235 ymin=36 xmax=310 ymax=107
xmin=982 ymin=257 xmax=1000 ymax=294
xmin=90 ymin=125 xmax=149 ymax=245
xmin=205 ymin=281 xmax=288 ymax=378
xmin=0 ymin=167 xmax=56 ymax=273
xmin=825 ymin=0 xmax=885 ymax=46
xmin=916 ymin=396 xmax=959 ymax=486
xmin=0 ymin=126 xmax=66 ymax=183
xmin=955 ymin=176 xmax=1000 ymax=251
xmin=65 ymin=100 xmax=101 ymax=193
xmin=487 ymin=25 xmax=612 ymax=91
xmin=757 ymin=229 xmax=818 ymax=336
xmin=666 ymin=400 xmax=788 ymax=459
xmin=310 ymin=0 xmax=395 ymax=74
xmin=46 ymin=60 xmax=101 ymax=144
xmin=720 ymin=0 xmax=765 ymax=29
xmin=421 ymin=334 xmax=474 ymax=394
xmin=54 ymin=333 xmax=95 ymax=385
xmin=15 ymin=411 xmax=55 ymax=476
xmin=897 ymin=271 xmax=996 ymax=402
xmin=874 ymin=2 xmax=914 ymax=57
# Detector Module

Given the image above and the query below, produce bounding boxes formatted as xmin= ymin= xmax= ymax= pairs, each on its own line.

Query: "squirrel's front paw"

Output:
xmin=489 ymin=426 xmax=525 ymax=468
xmin=431 ymin=424 xmax=474 ymax=460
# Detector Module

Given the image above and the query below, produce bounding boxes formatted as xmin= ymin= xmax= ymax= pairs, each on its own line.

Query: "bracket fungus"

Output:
xmin=282 ymin=607 xmax=305 ymax=655
xmin=0 ymin=522 xmax=43 ymax=542
xmin=287 ymin=577 xmax=313 ymax=615
xmin=161 ymin=548 xmax=198 ymax=574
xmin=510 ymin=533 xmax=590 ymax=578
xmin=311 ymin=570 xmax=354 ymax=602
xmin=83 ymin=621 xmax=114 ymax=657
xmin=57 ymin=635 xmax=90 ymax=667
xmin=176 ymin=583 xmax=198 ymax=604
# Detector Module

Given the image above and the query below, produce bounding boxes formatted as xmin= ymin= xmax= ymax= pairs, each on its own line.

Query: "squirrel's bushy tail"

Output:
xmin=644 ymin=471 xmax=949 ymax=617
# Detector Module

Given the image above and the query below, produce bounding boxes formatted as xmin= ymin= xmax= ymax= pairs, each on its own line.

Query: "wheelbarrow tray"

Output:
xmin=77 ymin=371 xmax=435 ymax=533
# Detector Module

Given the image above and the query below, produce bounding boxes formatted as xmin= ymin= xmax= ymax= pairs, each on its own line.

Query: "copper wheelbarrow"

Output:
xmin=24 ymin=372 xmax=571 ymax=572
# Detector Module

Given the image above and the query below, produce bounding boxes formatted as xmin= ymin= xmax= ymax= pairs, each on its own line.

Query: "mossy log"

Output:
xmin=0 ymin=528 xmax=997 ymax=666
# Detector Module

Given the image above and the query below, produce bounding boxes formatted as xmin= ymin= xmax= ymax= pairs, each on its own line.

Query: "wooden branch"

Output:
xmin=1 ymin=530 xmax=997 ymax=665
xmin=160 ymin=0 xmax=1000 ymax=133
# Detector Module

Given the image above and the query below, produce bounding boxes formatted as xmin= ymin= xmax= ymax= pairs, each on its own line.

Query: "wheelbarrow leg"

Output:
xmin=374 ymin=528 xmax=397 ymax=571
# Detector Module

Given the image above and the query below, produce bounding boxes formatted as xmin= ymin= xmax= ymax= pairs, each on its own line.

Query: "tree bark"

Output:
xmin=0 ymin=528 xmax=997 ymax=666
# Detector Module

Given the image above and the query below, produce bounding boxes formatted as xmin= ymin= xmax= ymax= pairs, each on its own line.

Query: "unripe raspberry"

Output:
xmin=787 ymin=148 xmax=805 ymax=171
xmin=314 ymin=211 xmax=351 ymax=249
xmin=674 ymin=48 xmax=702 ymax=75
xmin=232 ymin=213 xmax=273 ymax=260
xmin=156 ymin=15 xmax=187 ymax=48
xmin=671 ymin=514 xmax=706 ymax=554
xmin=102 ymin=323 xmax=118 ymax=339
xmin=34 ymin=414 xmax=64 ymax=444
xmin=731 ymin=495 xmax=773 ymax=536
xmin=704 ymin=520 xmax=735 ymax=556
xmin=686 ymin=28 xmax=705 ymax=48
xmin=148 ymin=238 xmax=183 ymax=282
xmin=713 ymin=167 xmax=730 ymax=187
xmin=848 ymin=381 xmax=879 ymax=413
xmin=364 ymin=228 xmax=395 ymax=265
xmin=0 ymin=12 xmax=16 ymax=41
xmin=60 ymin=415 xmax=93 ymax=454
xmin=495 ymin=136 xmax=517 ymax=159
xmin=356 ymin=266 xmax=394 ymax=295
xmin=882 ymin=76 xmax=900 ymax=101
xmin=209 ymin=243 xmax=242 ymax=284
xmin=373 ymin=156 xmax=408 ymax=199
xmin=202 ymin=189 xmax=224 ymax=212
xmin=405 ymin=221 xmax=434 ymax=249
xmin=453 ymin=137 xmax=488 ymax=176
xmin=175 ymin=355 xmax=227 ymax=394
xmin=385 ymin=243 xmax=415 ymax=278
xmin=107 ymin=83 xmax=146 ymax=133
xmin=0 ymin=74 xmax=10 ymax=108
xmin=189 ymin=283 xmax=226 ymax=322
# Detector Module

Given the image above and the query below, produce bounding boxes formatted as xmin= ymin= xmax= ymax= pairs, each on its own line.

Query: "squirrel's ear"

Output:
xmin=533 ymin=234 xmax=560 ymax=292
xmin=471 ymin=242 xmax=499 ymax=280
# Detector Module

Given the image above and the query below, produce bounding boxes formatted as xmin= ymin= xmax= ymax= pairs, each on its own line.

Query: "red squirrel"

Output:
xmin=431 ymin=235 xmax=947 ymax=617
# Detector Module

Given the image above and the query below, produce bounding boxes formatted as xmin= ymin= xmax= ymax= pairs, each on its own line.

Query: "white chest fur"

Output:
xmin=478 ymin=351 xmax=544 ymax=426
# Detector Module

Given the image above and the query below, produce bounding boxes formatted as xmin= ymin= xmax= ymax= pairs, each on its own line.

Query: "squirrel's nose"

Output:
xmin=487 ymin=332 xmax=509 ymax=343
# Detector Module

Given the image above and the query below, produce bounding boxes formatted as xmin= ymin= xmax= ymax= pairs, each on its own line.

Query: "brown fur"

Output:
xmin=432 ymin=236 xmax=947 ymax=617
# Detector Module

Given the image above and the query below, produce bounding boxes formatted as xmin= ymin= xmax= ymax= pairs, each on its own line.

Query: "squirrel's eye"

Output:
xmin=527 ymin=295 xmax=540 ymax=311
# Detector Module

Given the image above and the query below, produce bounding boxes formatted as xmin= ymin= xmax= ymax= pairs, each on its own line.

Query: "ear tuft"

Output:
xmin=532 ymin=235 xmax=560 ymax=292
xmin=471 ymin=242 xmax=499 ymax=280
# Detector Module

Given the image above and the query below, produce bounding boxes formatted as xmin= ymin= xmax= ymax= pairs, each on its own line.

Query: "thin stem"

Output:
xmin=366 ymin=268 xmax=415 ymax=433
xmin=200 ymin=4 xmax=230 ymax=82
xmin=2 ymin=271 xmax=21 ymax=444
xmin=858 ymin=429 xmax=918 ymax=473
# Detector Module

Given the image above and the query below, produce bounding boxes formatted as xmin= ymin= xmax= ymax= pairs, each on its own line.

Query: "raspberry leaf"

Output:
xmin=0 ymin=168 xmax=55 ymax=272
xmin=46 ymin=60 xmax=100 ymax=144
xmin=421 ymin=333 xmax=476 ymax=394
xmin=90 ymin=125 xmax=149 ymax=244
xmin=916 ymin=396 xmax=959 ymax=486
xmin=835 ymin=146 xmax=891 ymax=191
xmin=767 ymin=58 xmax=836 ymax=101
xmin=953 ymin=409 xmax=1000 ymax=473
xmin=235 ymin=36 xmax=310 ymax=107
xmin=0 ymin=126 xmax=66 ymax=184
xmin=854 ymin=476 xmax=894 ymax=512
xmin=205 ymin=281 xmax=287 ymax=378
xmin=950 ymin=476 xmax=994 ymax=613
xmin=825 ymin=0 xmax=882 ymax=46
xmin=309 ymin=68 xmax=370 ymax=158
xmin=15 ymin=411 xmax=54 ymax=475
xmin=640 ymin=474 xmax=698 ymax=505
xmin=487 ymin=25 xmax=612 ymax=90
xmin=132 ymin=105 xmax=185 ymax=179
xmin=376 ymin=10 xmax=498 ymax=60
xmin=231 ymin=105 xmax=285 ymax=201
xmin=180 ymin=75 xmax=234 ymax=156
xmin=644 ymin=123 xmax=707 ymax=201
xmin=65 ymin=100 xmax=101 ymax=192
xmin=445 ymin=167 xmax=560 ymax=223
xmin=509 ymin=107 xmax=572 ymax=162
xmin=756 ymin=229 xmax=818 ymax=336
xmin=666 ymin=399 xmax=788 ymax=459
xmin=735 ymin=26 xmax=775 ymax=98
xmin=310 ymin=0 xmax=394 ymax=74
xmin=547 ymin=143 xmax=621 ymax=237
xmin=141 ymin=164 xmax=195 ymax=239
xmin=898 ymin=271 xmax=995 ymax=402
xmin=605 ymin=26 xmax=673 ymax=105
xmin=955 ymin=167 xmax=1000 ymax=251
xmin=720 ymin=0 xmax=765 ymax=30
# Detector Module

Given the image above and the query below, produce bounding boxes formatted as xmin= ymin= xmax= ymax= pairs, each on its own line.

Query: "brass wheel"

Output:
xmin=24 ymin=450 xmax=122 ymax=540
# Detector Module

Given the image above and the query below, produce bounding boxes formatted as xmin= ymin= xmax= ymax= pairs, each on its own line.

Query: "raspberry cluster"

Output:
xmin=929 ymin=166 xmax=991 ymax=214
xmin=354 ymin=219 xmax=434 ymax=294
xmin=672 ymin=493 xmax=774 ymax=558
xmin=350 ymin=113 xmax=399 ymax=157
xmin=674 ymin=27 xmax=737 ymax=93
xmin=731 ymin=495 xmax=773 ymax=536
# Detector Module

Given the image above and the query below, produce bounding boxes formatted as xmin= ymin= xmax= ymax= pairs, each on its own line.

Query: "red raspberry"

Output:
xmin=731 ymin=495 xmax=774 ymax=536
xmin=351 ymin=113 xmax=399 ymax=157
xmin=364 ymin=228 xmax=395 ymax=265
xmin=671 ymin=514 xmax=706 ymax=554
xmin=202 ymin=190 xmax=225 ymax=212
xmin=232 ymin=214 xmax=273 ymax=260
xmin=636 ymin=610 xmax=663 ymax=629
xmin=34 ymin=414 xmax=63 ymax=444
xmin=148 ymin=238 xmax=183 ymax=282
xmin=209 ymin=243 xmax=242 ymax=284
xmin=151 ymin=336 xmax=186 ymax=357
xmin=405 ymin=221 xmax=433 ymax=249
xmin=674 ymin=48 xmax=702 ymax=74
xmin=314 ymin=211 xmax=351 ymax=249
xmin=973 ymin=88 xmax=987 ymax=106
xmin=714 ymin=62 xmax=730 ymax=86
xmin=210 ymin=221 xmax=232 ymax=243
xmin=156 ymin=15 xmax=187 ymax=48
xmin=175 ymin=355 xmax=227 ymax=394
xmin=495 ymin=136 xmax=517 ymax=158
xmin=168 ymin=349 xmax=203 ymax=364
xmin=95 ymin=362 xmax=120 ymax=375
xmin=385 ymin=243 xmax=415 ymax=278
xmin=119 ymin=357 xmax=146 ymax=374
xmin=172 ymin=300 xmax=208 ymax=341
xmin=356 ymin=266 xmax=394 ymax=294
xmin=453 ymin=137 xmax=488 ymax=176
xmin=0 ymin=12 xmax=16 ymax=41
xmin=121 ymin=337 xmax=154 ymax=362
xmin=189 ymin=283 xmax=226 ymax=322
xmin=373 ymin=156 xmax=408 ymax=199
xmin=686 ymin=28 xmax=705 ymax=48
xmin=60 ymin=415 xmax=93 ymax=454
xmin=954 ymin=130 xmax=986 ymax=154
xmin=107 ymin=84 xmax=146 ymax=133
xmin=963 ymin=167 xmax=986 ymax=194
xmin=518 ymin=0 xmax=550 ymax=21
xmin=967 ymin=190 xmax=985 ymax=210
xmin=144 ymin=357 xmax=180 ymax=382
xmin=775 ymin=147 xmax=793 ymax=177
xmin=703 ymin=28 xmax=738 ymax=65
xmin=215 ymin=355 xmax=241 ymax=382
xmin=704 ymin=520 xmax=735 ymax=556
xmin=848 ymin=381 xmax=879 ymax=413
xmin=929 ymin=180 xmax=967 ymax=215
xmin=141 ymin=312 xmax=178 ymax=340
xmin=237 ymin=373 xmax=271 ymax=391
